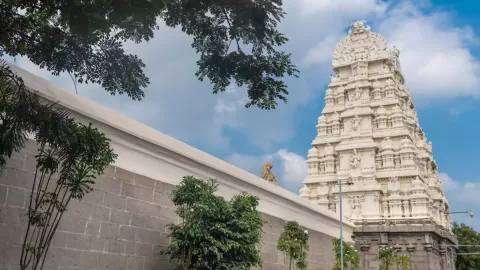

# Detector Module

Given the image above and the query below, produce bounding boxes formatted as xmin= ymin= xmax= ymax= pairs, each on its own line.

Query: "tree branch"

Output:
xmin=221 ymin=6 xmax=242 ymax=54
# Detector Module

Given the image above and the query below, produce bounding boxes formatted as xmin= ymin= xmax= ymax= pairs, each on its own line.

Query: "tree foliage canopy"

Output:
xmin=0 ymin=60 xmax=114 ymax=171
xmin=277 ymin=220 xmax=309 ymax=270
xmin=452 ymin=222 xmax=480 ymax=270
xmin=1 ymin=0 xmax=298 ymax=109
xmin=164 ymin=176 xmax=263 ymax=270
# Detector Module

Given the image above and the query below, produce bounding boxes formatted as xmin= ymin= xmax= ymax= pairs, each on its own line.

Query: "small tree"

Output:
xmin=163 ymin=176 xmax=263 ymax=270
xmin=378 ymin=247 xmax=397 ymax=270
xmin=332 ymin=238 xmax=360 ymax=270
xmin=0 ymin=62 xmax=117 ymax=270
xmin=277 ymin=221 xmax=309 ymax=270
xmin=378 ymin=246 xmax=412 ymax=270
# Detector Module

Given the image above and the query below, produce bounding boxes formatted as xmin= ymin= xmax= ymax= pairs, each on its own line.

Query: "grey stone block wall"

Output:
xmin=0 ymin=140 xmax=337 ymax=270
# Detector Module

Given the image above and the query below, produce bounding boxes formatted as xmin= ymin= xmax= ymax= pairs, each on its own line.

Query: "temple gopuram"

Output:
xmin=299 ymin=21 xmax=457 ymax=270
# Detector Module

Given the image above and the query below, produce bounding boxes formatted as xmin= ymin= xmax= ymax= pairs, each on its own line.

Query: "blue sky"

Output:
xmin=9 ymin=0 xmax=480 ymax=229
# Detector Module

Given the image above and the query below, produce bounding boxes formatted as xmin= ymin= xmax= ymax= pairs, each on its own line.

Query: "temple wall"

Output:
xmin=354 ymin=225 xmax=457 ymax=270
xmin=0 ymin=65 xmax=355 ymax=269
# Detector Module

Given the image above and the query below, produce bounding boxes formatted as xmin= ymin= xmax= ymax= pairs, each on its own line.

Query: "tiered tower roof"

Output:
xmin=300 ymin=21 xmax=450 ymax=230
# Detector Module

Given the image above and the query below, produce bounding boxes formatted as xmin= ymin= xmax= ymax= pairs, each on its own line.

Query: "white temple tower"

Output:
xmin=300 ymin=21 xmax=457 ymax=270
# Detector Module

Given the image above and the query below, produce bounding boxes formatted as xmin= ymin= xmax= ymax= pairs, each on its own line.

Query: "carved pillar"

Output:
xmin=337 ymin=91 xmax=345 ymax=105
xmin=383 ymin=154 xmax=395 ymax=169
xmin=323 ymin=156 xmax=335 ymax=173
xmin=332 ymin=120 xmax=340 ymax=135
xmin=307 ymin=157 xmax=319 ymax=176
xmin=380 ymin=233 xmax=388 ymax=249
xmin=423 ymin=234 xmax=433 ymax=252
xmin=402 ymin=199 xmax=411 ymax=217
xmin=317 ymin=184 xmax=330 ymax=209
xmin=377 ymin=115 xmax=388 ymax=129
xmin=382 ymin=198 xmax=389 ymax=218
xmin=325 ymin=88 xmax=334 ymax=106
xmin=411 ymin=177 xmax=429 ymax=218
xmin=375 ymin=155 xmax=382 ymax=170
xmin=317 ymin=117 xmax=327 ymax=137
xmin=389 ymin=198 xmax=403 ymax=218
xmin=372 ymin=88 xmax=382 ymax=100
xmin=385 ymin=85 xmax=395 ymax=99
xmin=439 ymin=239 xmax=449 ymax=270
xmin=439 ymin=205 xmax=445 ymax=228
xmin=390 ymin=110 xmax=404 ymax=128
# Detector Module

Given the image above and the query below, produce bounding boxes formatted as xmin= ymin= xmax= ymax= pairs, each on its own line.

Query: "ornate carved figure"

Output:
xmin=349 ymin=149 xmax=361 ymax=169
xmin=261 ymin=162 xmax=276 ymax=183
xmin=354 ymin=62 xmax=367 ymax=76
xmin=354 ymin=87 xmax=362 ymax=100
xmin=350 ymin=87 xmax=362 ymax=102
xmin=388 ymin=46 xmax=401 ymax=72
xmin=380 ymin=233 xmax=388 ymax=245
xmin=351 ymin=114 xmax=362 ymax=131
xmin=388 ymin=176 xmax=401 ymax=191
xmin=352 ymin=196 xmax=362 ymax=218
xmin=349 ymin=20 xmax=370 ymax=34
xmin=333 ymin=21 xmax=386 ymax=67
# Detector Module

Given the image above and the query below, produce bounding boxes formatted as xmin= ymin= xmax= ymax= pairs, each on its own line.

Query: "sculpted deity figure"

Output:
xmin=352 ymin=196 xmax=362 ymax=218
xmin=357 ymin=64 xmax=362 ymax=75
xmin=351 ymin=114 xmax=362 ymax=131
xmin=349 ymin=20 xmax=370 ymax=34
xmin=349 ymin=149 xmax=361 ymax=169
xmin=261 ymin=162 xmax=276 ymax=183
xmin=354 ymin=87 xmax=362 ymax=100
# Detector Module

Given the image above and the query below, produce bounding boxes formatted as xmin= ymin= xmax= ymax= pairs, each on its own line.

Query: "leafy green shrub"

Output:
xmin=163 ymin=176 xmax=263 ymax=270
xmin=379 ymin=246 xmax=412 ymax=270
xmin=332 ymin=238 xmax=360 ymax=270
xmin=378 ymin=246 xmax=396 ymax=270
xmin=277 ymin=221 xmax=309 ymax=270
xmin=396 ymin=254 xmax=411 ymax=270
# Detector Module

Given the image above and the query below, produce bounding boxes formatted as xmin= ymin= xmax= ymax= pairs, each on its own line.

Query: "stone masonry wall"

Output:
xmin=354 ymin=225 xmax=457 ymax=270
xmin=0 ymin=140 xmax=336 ymax=270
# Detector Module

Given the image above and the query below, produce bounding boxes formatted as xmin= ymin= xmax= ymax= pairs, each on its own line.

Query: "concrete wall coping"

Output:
xmin=9 ymin=64 xmax=355 ymax=239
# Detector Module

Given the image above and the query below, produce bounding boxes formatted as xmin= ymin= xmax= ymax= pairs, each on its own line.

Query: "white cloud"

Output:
xmin=303 ymin=33 xmax=346 ymax=65
xmin=378 ymin=2 xmax=480 ymax=100
xmin=226 ymin=150 xmax=307 ymax=192
xmin=303 ymin=1 xmax=480 ymax=101
xmin=298 ymin=0 xmax=387 ymax=18
xmin=440 ymin=173 xmax=480 ymax=230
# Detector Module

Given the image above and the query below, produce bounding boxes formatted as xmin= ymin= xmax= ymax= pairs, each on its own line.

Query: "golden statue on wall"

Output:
xmin=261 ymin=162 xmax=276 ymax=183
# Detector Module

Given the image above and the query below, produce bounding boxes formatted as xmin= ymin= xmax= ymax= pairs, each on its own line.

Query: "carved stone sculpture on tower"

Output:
xmin=261 ymin=162 xmax=276 ymax=183
xmin=349 ymin=149 xmax=361 ymax=169
xmin=351 ymin=114 xmax=362 ymax=131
